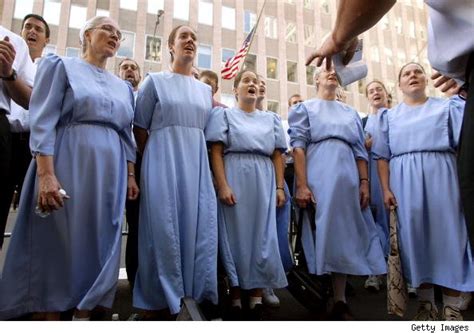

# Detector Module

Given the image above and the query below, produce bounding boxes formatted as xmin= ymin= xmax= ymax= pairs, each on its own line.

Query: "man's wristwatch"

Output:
xmin=1 ymin=69 xmax=17 ymax=81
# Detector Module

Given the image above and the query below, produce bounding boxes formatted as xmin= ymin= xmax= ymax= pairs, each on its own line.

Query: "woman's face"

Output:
xmin=367 ymin=82 xmax=388 ymax=109
xmin=234 ymin=71 xmax=259 ymax=104
xmin=257 ymin=77 xmax=266 ymax=100
xmin=86 ymin=18 xmax=121 ymax=58
xmin=170 ymin=26 xmax=197 ymax=63
xmin=316 ymin=65 xmax=338 ymax=91
xmin=398 ymin=63 xmax=427 ymax=96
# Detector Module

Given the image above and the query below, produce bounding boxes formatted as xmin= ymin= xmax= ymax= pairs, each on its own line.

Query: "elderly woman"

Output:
xmin=373 ymin=62 xmax=474 ymax=321
xmin=288 ymin=64 xmax=386 ymax=320
xmin=132 ymin=25 xmax=217 ymax=318
xmin=0 ymin=16 xmax=138 ymax=320
xmin=206 ymin=70 xmax=287 ymax=320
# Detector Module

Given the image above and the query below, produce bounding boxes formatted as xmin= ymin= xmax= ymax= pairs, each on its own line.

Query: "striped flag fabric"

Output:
xmin=221 ymin=27 xmax=256 ymax=80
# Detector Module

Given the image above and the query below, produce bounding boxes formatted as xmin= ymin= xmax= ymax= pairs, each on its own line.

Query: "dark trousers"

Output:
xmin=458 ymin=52 xmax=474 ymax=247
xmin=0 ymin=113 xmax=12 ymax=249
xmin=125 ymin=154 xmax=141 ymax=289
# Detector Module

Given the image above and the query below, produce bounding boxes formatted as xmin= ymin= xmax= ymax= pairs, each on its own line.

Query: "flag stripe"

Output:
xmin=221 ymin=27 xmax=255 ymax=80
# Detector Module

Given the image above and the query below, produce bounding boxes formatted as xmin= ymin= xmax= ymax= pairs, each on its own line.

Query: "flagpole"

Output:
xmin=243 ymin=0 xmax=267 ymax=67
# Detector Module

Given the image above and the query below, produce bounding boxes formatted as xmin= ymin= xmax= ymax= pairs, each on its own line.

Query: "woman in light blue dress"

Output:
xmin=0 ymin=16 xmax=138 ymax=320
xmin=288 ymin=64 xmax=386 ymax=320
xmin=206 ymin=70 xmax=288 ymax=319
xmin=132 ymin=25 xmax=218 ymax=317
xmin=372 ymin=62 xmax=474 ymax=321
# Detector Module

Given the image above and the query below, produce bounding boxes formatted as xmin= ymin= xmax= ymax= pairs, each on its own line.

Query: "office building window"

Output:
xmin=145 ymin=36 xmax=162 ymax=62
xmin=244 ymin=11 xmax=257 ymax=33
xmin=120 ymin=0 xmax=137 ymax=11
xmin=222 ymin=6 xmax=236 ymax=30
xmin=222 ymin=49 xmax=235 ymax=64
xmin=197 ymin=45 xmax=212 ymax=69
xmin=306 ymin=65 xmax=315 ymax=85
xmin=66 ymin=47 xmax=80 ymax=57
xmin=267 ymin=101 xmax=280 ymax=114
xmin=304 ymin=0 xmax=314 ymax=9
xmin=148 ymin=0 xmax=164 ymax=14
xmin=265 ymin=16 xmax=277 ymax=39
xmin=117 ymin=31 xmax=135 ymax=58
xmin=243 ymin=54 xmax=257 ymax=71
xmin=199 ymin=0 xmax=213 ymax=26
xmin=321 ymin=1 xmax=329 ymax=14
xmin=287 ymin=61 xmax=298 ymax=82
xmin=174 ymin=0 xmax=190 ymax=21
xmin=286 ymin=22 xmax=297 ymax=43
xmin=69 ymin=5 xmax=87 ymax=29
xmin=380 ymin=15 xmax=389 ymax=30
xmin=43 ymin=0 xmax=61 ymax=26
xmin=42 ymin=44 xmax=57 ymax=56
xmin=304 ymin=25 xmax=316 ymax=47
xmin=267 ymin=57 xmax=278 ymax=80
xmin=371 ymin=46 xmax=380 ymax=63
xmin=14 ymin=0 xmax=33 ymax=19
xmin=385 ymin=47 xmax=393 ymax=65
xmin=397 ymin=50 xmax=406 ymax=64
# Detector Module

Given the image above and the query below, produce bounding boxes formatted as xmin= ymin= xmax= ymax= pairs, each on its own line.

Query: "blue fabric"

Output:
xmin=0 ymin=54 xmax=135 ymax=319
xmin=205 ymin=107 xmax=288 ymax=289
xmin=365 ymin=113 xmax=389 ymax=256
xmin=288 ymin=99 xmax=387 ymax=276
xmin=132 ymin=72 xmax=218 ymax=314
xmin=372 ymin=97 xmax=474 ymax=291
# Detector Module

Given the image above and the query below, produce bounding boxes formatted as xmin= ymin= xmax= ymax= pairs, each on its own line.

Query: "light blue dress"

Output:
xmin=0 ymin=54 xmax=135 ymax=319
xmin=372 ymin=97 xmax=474 ymax=291
xmin=365 ymin=113 xmax=390 ymax=256
xmin=133 ymin=72 xmax=218 ymax=314
xmin=205 ymin=107 xmax=288 ymax=289
xmin=276 ymin=182 xmax=294 ymax=272
xmin=288 ymin=99 xmax=387 ymax=276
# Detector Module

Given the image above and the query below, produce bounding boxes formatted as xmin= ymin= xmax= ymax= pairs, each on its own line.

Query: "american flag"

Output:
xmin=221 ymin=27 xmax=256 ymax=80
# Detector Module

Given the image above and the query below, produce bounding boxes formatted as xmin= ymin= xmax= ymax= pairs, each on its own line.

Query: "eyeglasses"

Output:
xmin=91 ymin=24 xmax=124 ymax=42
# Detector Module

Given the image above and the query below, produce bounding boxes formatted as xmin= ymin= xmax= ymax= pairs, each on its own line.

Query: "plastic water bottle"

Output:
xmin=35 ymin=189 xmax=68 ymax=218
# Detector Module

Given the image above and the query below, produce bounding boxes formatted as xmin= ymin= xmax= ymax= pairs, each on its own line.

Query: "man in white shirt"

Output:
xmin=0 ymin=18 xmax=40 ymax=250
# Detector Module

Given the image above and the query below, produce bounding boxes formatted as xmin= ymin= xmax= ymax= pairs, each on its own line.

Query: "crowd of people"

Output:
xmin=0 ymin=0 xmax=473 ymax=322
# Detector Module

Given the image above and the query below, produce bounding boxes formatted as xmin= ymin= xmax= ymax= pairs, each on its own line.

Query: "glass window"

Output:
xmin=304 ymin=0 xmax=314 ymax=9
xmin=198 ymin=0 xmax=213 ymax=26
xmin=117 ymin=31 xmax=135 ymax=58
xmin=398 ymin=50 xmax=406 ymax=64
xmin=384 ymin=47 xmax=393 ymax=65
xmin=43 ymin=0 xmax=61 ymax=26
xmin=244 ymin=11 xmax=257 ymax=33
xmin=267 ymin=101 xmax=280 ymax=114
xmin=222 ymin=48 xmax=235 ymax=64
xmin=266 ymin=57 xmax=278 ymax=80
xmin=14 ymin=0 xmax=33 ymax=20
xmin=69 ymin=5 xmax=87 ymax=29
xmin=243 ymin=54 xmax=257 ymax=71
xmin=145 ymin=35 xmax=162 ymax=62
xmin=286 ymin=22 xmax=297 ymax=43
xmin=306 ymin=65 xmax=315 ymax=85
xmin=265 ymin=16 xmax=277 ymax=39
xmin=174 ymin=0 xmax=190 ymax=21
xmin=66 ymin=47 xmax=80 ymax=57
xmin=222 ymin=6 xmax=236 ymax=30
xmin=197 ymin=45 xmax=212 ymax=69
xmin=371 ymin=46 xmax=380 ymax=62
xmin=409 ymin=21 xmax=416 ymax=38
xmin=148 ymin=0 xmax=164 ymax=14
xmin=96 ymin=9 xmax=109 ymax=17
xmin=395 ymin=17 xmax=402 ymax=34
xmin=380 ymin=15 xmax=389 ymax=30
xmin=304 ymin=25 xmax=315 ymax=47
xmin=120 ymin=0 xmax=137 ymax=11
xmin=321 ymin=1 xmax=329 ymax=14
xmin=221 ymin=94 xmax=236 ymax=108
xmin=42 ymin=44 xmax=57 ymax=56
xmin=287 ymin=61 xmax=298 ymax=82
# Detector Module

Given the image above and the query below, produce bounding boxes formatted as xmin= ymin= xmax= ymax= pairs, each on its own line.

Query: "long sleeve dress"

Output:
xmin=0 ymin=54 xmax=136 ymax=319
xmin=132 ymin=72 xmax=218 ymax=314
xmin=288 ymin=99 xmax=387 ymax=276
xmin=372 ymin=96 xmax=474 ymax=291
xmin=205 ymin=107 xmax=288 ymax=289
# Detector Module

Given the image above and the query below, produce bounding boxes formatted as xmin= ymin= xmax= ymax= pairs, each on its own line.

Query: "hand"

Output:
xmin=382 ymin=189 xmax=397 ymax=210
xmin=127 ymin=176 xmax=139 ymax=200
xmin=431 ymin=71 xmax=460 ymax=96
xmin=359 ymin=181 xmax=370 ymax=209
xmin=306 ymin=35 xmax=359 ymax=69
xmin=0 ymin=36 xmax=16 ymax=78
xmin=365 ymin=137 xmax=373 ymax=150
xmin=295 ymin=185 xmax=316 ymax=209
xmin=37 ymin=174 xmax=66 ymax=213
xmin=276 ymin=189 xmax=286 ymax=208
xmin=218 ymin=185 xmax=237 ymax=206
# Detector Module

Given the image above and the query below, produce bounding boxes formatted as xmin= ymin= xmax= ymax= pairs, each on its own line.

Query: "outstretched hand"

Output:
xmin=306 ymin=35 xmax=359 ymax=69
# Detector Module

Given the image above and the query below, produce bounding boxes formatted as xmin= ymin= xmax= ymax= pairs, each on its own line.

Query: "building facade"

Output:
xmin=0 ymin=0 xmax=436 ymax=118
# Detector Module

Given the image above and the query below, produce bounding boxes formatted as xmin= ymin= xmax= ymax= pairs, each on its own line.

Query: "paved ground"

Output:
xmin=2 ymin=209 xmax=474 ymax=321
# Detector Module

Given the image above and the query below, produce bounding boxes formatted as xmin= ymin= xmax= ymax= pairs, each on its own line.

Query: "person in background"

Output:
xmin=199 ymin=70 xmax=227 ymax=108
xmin=118 ymin=57 xmax=142 ymax=291
xmin=0 ymin=24 xmax=35 ymax=251
xmin=0 ymin=16 xmax=138 ymax=320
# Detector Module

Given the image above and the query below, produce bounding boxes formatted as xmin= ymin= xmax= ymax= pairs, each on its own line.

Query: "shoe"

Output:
xmin=247 ymin=304 xmax=264 ymax=321
xmin=328 ymin=301 xmax=354 ymax=321
xmin=407 ymin=284 xmax=417 ymax=298
xmin=364 ymin=275 xmax=381 ymax=292
xmin=412 ymin=301 xmax=438 ymax=321
xmin=442 ymin=305 xmax=463 ymax=321
xmin=262 ymin=288 xmax=280 ymax=308
xmin=460 ymin=292 xmax=472 ymax=311
xmin=227 ymin=306 xmax=243 ymax=321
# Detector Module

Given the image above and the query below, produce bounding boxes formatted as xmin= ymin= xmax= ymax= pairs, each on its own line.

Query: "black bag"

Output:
xmin=286 ymin=203 xmax=329 ymax=313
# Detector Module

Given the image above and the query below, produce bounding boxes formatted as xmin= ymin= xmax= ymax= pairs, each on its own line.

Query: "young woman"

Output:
xmin=288 ymin=63 xmax=386 ymax=320
xmin=206 ymin=70 xmax=288 ymax=320
xmin=0 ymin=16 xmax=138 ymax=320
xmin=373 ymin=62 xmax=474 ymax=321
xmin=132 ymin=25 xmax=218 ymax=317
